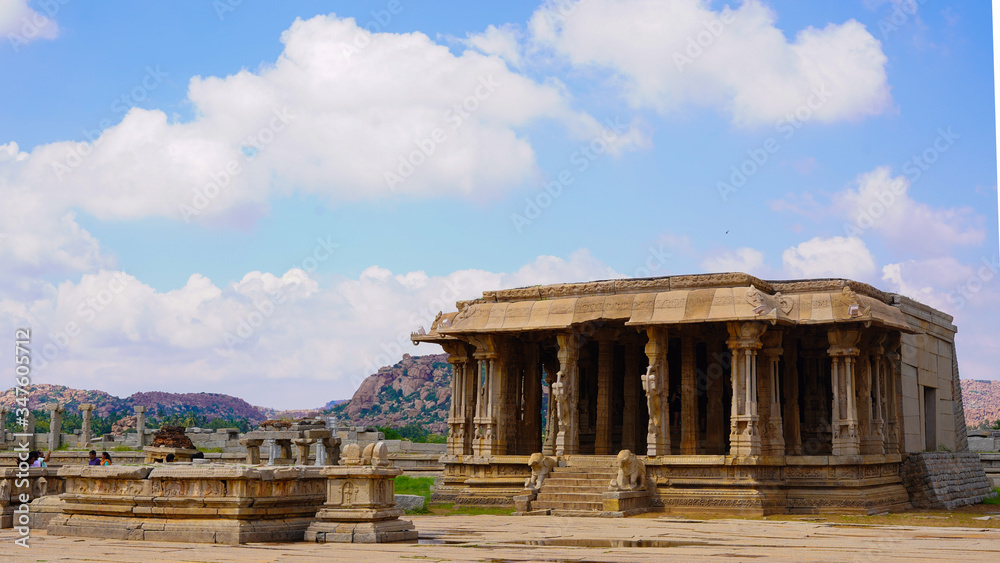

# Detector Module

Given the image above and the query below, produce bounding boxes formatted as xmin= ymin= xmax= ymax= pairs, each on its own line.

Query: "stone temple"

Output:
xmin=412 ymin=273 xmax=991 ymax=515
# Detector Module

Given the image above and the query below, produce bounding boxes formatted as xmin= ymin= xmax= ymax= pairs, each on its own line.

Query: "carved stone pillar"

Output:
xmin=321 ymin=436 xmax=341 ymax=465
xmin=727 ymin=321 xmax=766 ymax=458
xmin=782 ymin=339 xmax=802 ymax=455
xmin=622 ymin=344 xmax=641 ymax=453
xmin=859 ymin=333 xmax=885 ymax=456
xmin=498 ymin=339 xmax=519 ymax=456
xmin=47 ymin=403 xmax=64 ymax=450
xmin=884 ymin=336 xmax=902 ymax=455
xmin=293 ymin=438 xmax=315 ymax=465
xmin=134 ymin=406 xmax=147 ymax=447
xmin=471 ymin=336 xmax=500 ymax=459
xmin=0 ymin=406 xmax=8 ymax=448
xmin=25 ymin=411 xmax=35 ymax=450
xmin=542 ymin=357 xmax=560 ymax=456
xmin=829 ymin=329 xmax=861 ymax=457
xmin=643 ymin=327 xmax=670 ymax=457
xmin=761 ymin=332 xmax=785 ymax=459
xmin=442 ymin=341 xmax=472 ymax=457
xmin=595 ymin=339 xmax=614 ymax=455
xmin=79 ymin=403 xmax=93 ymax=447
xmin=522 ymin=343 xmax=543 ymax=455
xmin=275 ymin=439 xmax=294 ymax=464
xmin=680 ymin=336 xmax=698 ymax=455
xmin=240 ymin=438 xmax=263 ymax=464
xmin=705 ymin=338 xmax=727 ymax=455
xmin=555 ymin=333 xmax=580 ymax=456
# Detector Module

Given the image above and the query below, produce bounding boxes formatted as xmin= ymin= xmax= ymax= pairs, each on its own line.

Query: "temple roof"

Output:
xmin=411 ymin=273 xmax=919 ymax=343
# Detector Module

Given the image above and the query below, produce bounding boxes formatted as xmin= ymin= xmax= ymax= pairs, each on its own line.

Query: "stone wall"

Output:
xmin=895 ymin=296 xmax=963 ymax=454
xmin=47 ymin=465 xmax=327 ymax=544
xmin=968 ymin=430 xmax=1000 ymax=452
xmin=0 ymin=467 xmax=65 ymax=528
xmin=979 ymin=453 xmax=1000 ymax=488
xmin=899 ymin=452 xmax=996 ymax=509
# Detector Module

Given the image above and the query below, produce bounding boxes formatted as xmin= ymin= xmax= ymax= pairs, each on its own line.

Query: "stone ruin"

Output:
xmin=241 ymin=418 xmax=341 ymax=466
xmin=150 ymin=425 xmax=196 ymax=449
xmin=304 ymin=441 xmax=417 ymax=543
xmin=144 ymin=425 xmax=199 ymax=463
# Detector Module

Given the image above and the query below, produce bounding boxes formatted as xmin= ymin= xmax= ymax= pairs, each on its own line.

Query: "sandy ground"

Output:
xmin=2 ymin=514 xmax=1000 ymax=562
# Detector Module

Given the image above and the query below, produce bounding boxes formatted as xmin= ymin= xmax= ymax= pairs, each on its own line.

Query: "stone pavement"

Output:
xmin=2 ymin=515 xmax=1000 ymax=562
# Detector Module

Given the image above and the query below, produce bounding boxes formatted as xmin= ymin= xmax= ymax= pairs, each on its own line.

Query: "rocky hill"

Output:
xmin=961 ymin=379 xmax=1000 ymax=429
xmin=0 ymin=383 xmax=270 ymax=423
xmin=333 ymin=353 xmax=452 ymax=433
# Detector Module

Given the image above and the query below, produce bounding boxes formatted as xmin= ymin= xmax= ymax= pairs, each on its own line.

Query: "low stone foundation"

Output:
xmin=900 ymin=452 xmax=996 ymax=509
xmin=46 ymin=465 xmax=327 ymax=544
xmin=1 ymin=467 xmax=65 ymax=528
xmin=979 ymin=453 xmax=1000 ymax=488
xmin=303 ymin=444 xmax=417 ymax=543
xmin=602 ymin=490 xmax=651 ymax=516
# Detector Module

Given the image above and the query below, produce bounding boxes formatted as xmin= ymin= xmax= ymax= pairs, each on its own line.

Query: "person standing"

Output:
xmin=101 ymin=452 xmax=112 ymax=466
xmin=87 ymin=450 xmax=100 ymax=465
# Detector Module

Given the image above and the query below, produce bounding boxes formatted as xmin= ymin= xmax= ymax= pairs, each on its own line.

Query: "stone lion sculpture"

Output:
xmin=524 ymin=452 xmax=557 ymax=490
xmin=609 ymin=449 xmax=645 ymax=491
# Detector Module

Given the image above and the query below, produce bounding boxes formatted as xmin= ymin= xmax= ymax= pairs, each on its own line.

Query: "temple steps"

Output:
xmin=530 ymin=462 xmax=618 ymax=514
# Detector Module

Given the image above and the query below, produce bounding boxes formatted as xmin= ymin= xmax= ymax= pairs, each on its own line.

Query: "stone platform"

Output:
xmin=46 ymin=464 xmax=327 ymax=545
xmin=304 ymin=444 xmax=417 ymax=543
xmin=6 ymin=514 xmax=1000 ymax=562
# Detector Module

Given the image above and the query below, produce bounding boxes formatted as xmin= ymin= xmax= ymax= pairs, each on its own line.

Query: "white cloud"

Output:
xmin=528 ymin=0 xmax=891 ymax=126
xmin=836 ymin=166 xmax=983 ymax=254
xmin=0 ymin=14 xmax=644 ymax=231
xmin=782 ymin=236 xmax=877 ymax=280
xmin=701 ymin=247 xmax=765 ymax=274
xmin=462 ymin=24 xmax=524 ymax=68
xmin=0 ymin=250 xmax=619 ymax=409
xmin=0 ymin=0 xmax=59 ymax=49
xmin=880 ymin=255 xmax=1000 ymax=386
xmin=880 ymin=258 xmax=974 ymax=310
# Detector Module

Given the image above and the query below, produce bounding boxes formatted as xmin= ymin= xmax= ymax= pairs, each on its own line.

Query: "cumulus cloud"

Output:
xmin=0 ymin=14 xmax=643 ymax=232
xmin=528 ymin=0 xmax=891 ymax=126
xmin=782 ymin=236 xmax=877 ymax=280
xmin=880 ymin=255 xmax=1000 ymax=385
xmin=836 ymin=166 xmax=983 ymax=254
xmin=0 ymin=250 xmax=620 ymax=409
xmin=0 ymin=0 xmax=59 ymax=50
xmin=462 ymin=24 xmax=525 ymax=68
xmin=701 ymin=247 xmax=766 ymax=274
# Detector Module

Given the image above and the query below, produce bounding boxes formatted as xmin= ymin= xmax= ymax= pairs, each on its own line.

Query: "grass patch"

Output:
xmin=395 ymin=475 xmax=434 ymax=514
xmin=984 ymin=488 xmax=1000 ymax=505
xmin=427 ymin=502 xmax=513 ymax=517
xmin=198 ymin=447 xmax=224 ymax=453
xmin=110 ymin=445 xmax=137 ymax=452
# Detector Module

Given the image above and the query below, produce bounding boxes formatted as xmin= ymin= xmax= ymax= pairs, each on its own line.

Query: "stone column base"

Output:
xmin=304 ymin=508 xmax=417 ymax=543
xmin=48 ymin=514 xmax=317 ymax=544
xmin=602 ymin=490 xmax=651 ymax=517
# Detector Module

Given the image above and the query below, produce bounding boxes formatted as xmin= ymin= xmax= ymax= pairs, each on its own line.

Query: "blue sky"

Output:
xmin=0 ymin=0 xmax=996 ymax=409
